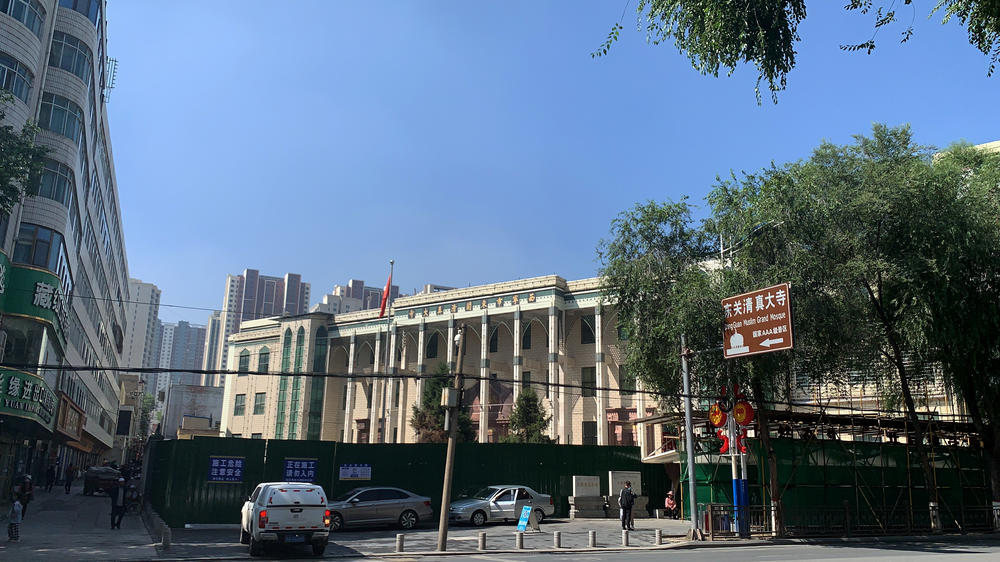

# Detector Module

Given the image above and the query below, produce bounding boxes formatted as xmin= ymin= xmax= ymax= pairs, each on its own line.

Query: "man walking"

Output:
xmin=109 ymin=477 xmax=126 ymax=529
xmin=618 ymin=480 xmax=636 ymax=531
xmin=64 ymin=464 xmax=76 ymax=494
xmin=45 ymin=465 xmax=56 ymax=492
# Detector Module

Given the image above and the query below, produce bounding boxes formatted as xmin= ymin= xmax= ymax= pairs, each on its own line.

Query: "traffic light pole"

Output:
xmin=437 ymin=324 xmax=465 ymax=551
xmin=681 ymin=335 xmax=700 ymax=537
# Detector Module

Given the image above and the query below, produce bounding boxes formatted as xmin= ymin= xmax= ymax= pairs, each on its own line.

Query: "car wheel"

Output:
xmin=471 ymin=510 xmax=486 ymax=527
xmin=312 ymin=542 xmax=326 ymax=557
xmin=249 ymin=537 xmax=263 ymax=556
xmin=532 ymin=508 xmax=545 ymax=524
xmin=399 ymin=509 xmax=418 ymax=530
xmin=330 ymin=512 xmax=344 ymax=531
xmin=240 ymin=528 xmax=250 ymax=544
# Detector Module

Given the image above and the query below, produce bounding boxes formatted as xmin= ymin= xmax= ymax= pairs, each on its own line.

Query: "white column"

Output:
xmin=344 ymin=335 xmax=356 ymax=443
xmin=387 ymin=326 xmax=401 ymax=443
xmin=418 ymin=320 xmax=427 ymax=398
xmin=548 ymin=306 xmax=559 ymax=441
xmin=370 ymin=330 xmax=382 ymax=443
xmin=637 ymin=379 xmax=648 ymax=457
xmin=513 ymin=309 xmax=522 ymax=401
xmin=479 ymin=312 xmax=489 ymax=443
xmin=596 ymin=304 xmax=608 ymax=446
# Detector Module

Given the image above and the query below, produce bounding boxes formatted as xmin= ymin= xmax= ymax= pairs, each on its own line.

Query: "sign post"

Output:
xmin=722 ymin=282 xmax=791 ymax=538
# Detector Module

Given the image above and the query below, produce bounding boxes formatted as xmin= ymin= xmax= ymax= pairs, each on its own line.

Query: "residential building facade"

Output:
xmin=151 ymin=321 xmax=205 ymax=423
xmin=0 ymin=0 xmax=129 ymax=493
xmin=205 ymin=269 xmax=310 ymax=386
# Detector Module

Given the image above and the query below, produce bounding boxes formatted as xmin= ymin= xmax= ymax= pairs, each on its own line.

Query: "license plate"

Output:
xmin=285 ymin=535 xmax=305 ymax=543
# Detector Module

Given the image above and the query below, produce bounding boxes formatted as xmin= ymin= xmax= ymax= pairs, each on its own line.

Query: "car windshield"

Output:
xmin=332 ymin=488 xmax=363 ymax=502
xmin=472 ymin=487 xmax=501 ymax=500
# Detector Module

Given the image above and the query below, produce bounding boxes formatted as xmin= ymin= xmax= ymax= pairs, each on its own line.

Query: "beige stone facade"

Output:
xmin=220 ymin=275 xmax=652 ymax=445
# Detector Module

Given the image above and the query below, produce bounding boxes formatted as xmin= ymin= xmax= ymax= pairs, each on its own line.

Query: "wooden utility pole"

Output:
xmin=436 ymin=324 xmax=465 ymax=551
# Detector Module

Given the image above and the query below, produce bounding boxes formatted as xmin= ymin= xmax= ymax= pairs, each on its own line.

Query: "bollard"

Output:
xmin=553 ymin=530 xmax=561 ymax=548
xmin=655 ymin=529 xmax=662 ymax=545
xmin=396 ymin=533 xmax=405 ymax=553
xmin=588 ymin=530 xmax=597 ymax=547
xmin=515 ymin=532 xmax=524 ymax=549
xmin=622 ymin=529 xmax=629 ymax=546
xmin=161 ymin=524 xmax=172 ymax=550
xmin=478 ymin=531 xmax=487 ymax=551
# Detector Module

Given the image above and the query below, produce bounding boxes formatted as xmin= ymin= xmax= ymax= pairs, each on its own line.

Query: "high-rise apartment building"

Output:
xmin=123 ymin=278 xmax=160 ymax=370
xmin=312 ymin=279 xmax=400 ymax=315
xmin=0 ymin=1 xmax=130 ymax=490
xmin=200 ymin=310 xmax=221 ymax=385
xmin=204 ymin=270 xmax=309 ymax=386
xmin=152 ymin=321 xmax=206 ymax=421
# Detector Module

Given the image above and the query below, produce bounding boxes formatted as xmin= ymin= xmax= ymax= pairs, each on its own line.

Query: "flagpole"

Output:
xmin=380 ymin=260 xmax=394 ymax=442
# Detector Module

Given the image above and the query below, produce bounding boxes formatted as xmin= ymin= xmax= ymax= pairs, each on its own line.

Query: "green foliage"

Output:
xmin=139 ymin=393 xmax=155 ymax=437
xmin=595 ymin=1 xmax=1000 ymax=101
xmin=410 ymin=363 xmax=476 ymax=443
xmin=0 ymin=91 xmax=47 ymax=212
xmin=502 ymin=387 xmax=553 ymax=444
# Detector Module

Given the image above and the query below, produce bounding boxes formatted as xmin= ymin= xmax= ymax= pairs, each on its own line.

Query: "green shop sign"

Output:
xmin=0 ymin=369 xmax=58 ymax=431
xmin=0 ymin=251 xmax=67 ymax=343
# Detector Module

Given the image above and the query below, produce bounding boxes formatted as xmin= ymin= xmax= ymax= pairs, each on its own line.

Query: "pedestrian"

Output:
xmin=6 ymin=498 xmax=22 ymax=542
xmin=109 ymin=477 xmax=126 ymax=529
xmin=618 ymin=480 xmax=636 ymax=531
xmin=665 ymin=490 xmax=678 ymax=519
xmin=65 ymin=464 xmax=76 ymax=494
xmin=15 ymin=475 xmax=34 ymax=519
xmin=45 ymin=465 xmax=56 ymax=492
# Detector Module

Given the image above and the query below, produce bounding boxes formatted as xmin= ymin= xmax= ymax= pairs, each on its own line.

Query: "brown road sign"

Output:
xmin=722 ymin=282 xmax=793 ymax=358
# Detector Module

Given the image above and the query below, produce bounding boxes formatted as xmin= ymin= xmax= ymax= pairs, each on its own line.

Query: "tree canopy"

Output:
xmin=0 ymin=91 xmax=47 ymax=213
xmin=410 ymin=363 xmax=476 ymax=443
xmin=593 ymin=1 xmax=1000 ymax=101
xmin=502 ymin=387 xmax=553 ymax=444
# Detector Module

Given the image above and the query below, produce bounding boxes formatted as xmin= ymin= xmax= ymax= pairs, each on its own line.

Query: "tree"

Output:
xmin=0 ymin=91 xmax=47 ymax=212
xmin=502 ymin=387 xmax=553 ymax=444
xmin=138 ymin=393 xmax=155 ymax=437
xmin=592 ymin=1 xmax=1000 ymax=101
xmin=410 ymin=363 xmax=476 ymax=443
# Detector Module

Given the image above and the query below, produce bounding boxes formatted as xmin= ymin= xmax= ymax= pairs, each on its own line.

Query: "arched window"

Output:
xmin=238 ymin=349 xmax=250 ymax=375
xmin=258 ymin=347 xmax=270 ymax=373
xmin=312 ymin=326 xmax=328 ymax=373
xmin=281 ymin=328 xmax=292 ymax=373
xmin=294 ymin=326 xmax=305 ymax=373
xmin=426 ymin=332 xmax=439 ymax=359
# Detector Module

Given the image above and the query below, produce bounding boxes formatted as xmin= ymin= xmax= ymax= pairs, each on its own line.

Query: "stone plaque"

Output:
xmin=572 ymin=475 xmax=600 ymax=497
xmin=609 ymin=470 xmax=642 ymax=495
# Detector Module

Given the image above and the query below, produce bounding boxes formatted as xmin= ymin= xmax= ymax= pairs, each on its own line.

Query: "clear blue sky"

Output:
xmin=106 ymin=1 xmax=999 ymax=325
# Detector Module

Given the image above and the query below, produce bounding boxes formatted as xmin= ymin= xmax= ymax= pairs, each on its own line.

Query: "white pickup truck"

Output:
xmin=240 ymin=482 xmax=331 ymax=557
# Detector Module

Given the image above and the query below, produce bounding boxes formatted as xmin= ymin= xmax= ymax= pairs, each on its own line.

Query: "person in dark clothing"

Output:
xmin=109 ymin=477 xmax=126 ymax=529
xmin=618 ymin=480 xmax=636 ymax=531
xmin=14 ymin=475 xmax=34 ymax=519
xmin=45 ymin=465 xmax=56 ymax=492
xmin=65 ymin=464 xmax=77 ymax=494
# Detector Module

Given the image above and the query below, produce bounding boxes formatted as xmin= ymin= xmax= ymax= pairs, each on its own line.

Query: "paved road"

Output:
xmin=167 ymin=516 xmax=692 ymax=558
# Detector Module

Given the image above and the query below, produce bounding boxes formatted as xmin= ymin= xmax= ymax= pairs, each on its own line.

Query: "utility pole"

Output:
xmin=681 ymin=334 xmax=700 ymax=538
xmin=437 ymin=324 xmax=465 ymax=551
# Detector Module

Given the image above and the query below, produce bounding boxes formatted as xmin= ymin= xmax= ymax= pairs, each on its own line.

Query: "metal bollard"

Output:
xmin=553 ymin=530 xmax=561 ymax=548
xmin=622 ymin=529 xmax=629 ymax=546
xmin=161 ymin=524 xmax=171 ymax=549
xmin=655 ymin=529 xmax=662 ymax=545
xmin=395 ymin=534 xmax=405 ymax=552
xmin=478 ymin=531 xmax=487 ymax=551
xmin=515 ymin=531 xmax=524 ymax=549
xmin=588 ymin=530 xmax=597 ymax=547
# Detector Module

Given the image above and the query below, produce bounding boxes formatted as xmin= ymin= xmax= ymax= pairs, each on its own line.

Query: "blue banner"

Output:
xmin=208 ymin=456 xmax=245 ymax=483
xmin=284 ymin=458 xmax=318 ymax=482
xmin=516 ymin=505 xmax=532 ymax=532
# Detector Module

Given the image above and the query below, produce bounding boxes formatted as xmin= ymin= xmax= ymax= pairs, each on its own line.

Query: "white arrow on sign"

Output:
xmin=760 ymin=337 xmax=785 ymax=348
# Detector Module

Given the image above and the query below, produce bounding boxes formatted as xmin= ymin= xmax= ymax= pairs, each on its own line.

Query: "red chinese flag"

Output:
xmin=378 ymin=272 xmax=392 ymax=318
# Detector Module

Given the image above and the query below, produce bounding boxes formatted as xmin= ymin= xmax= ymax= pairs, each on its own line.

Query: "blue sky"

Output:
xmin=106 ymin=1 xmax=999 ymax=324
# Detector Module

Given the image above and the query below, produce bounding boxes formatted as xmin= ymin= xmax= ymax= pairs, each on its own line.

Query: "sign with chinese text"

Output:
xmin=283 ymin=458 xmax=318 ymax=482
xmin=338 ymin=463 xmax=371 ymax=481
xmin=55 ymin=393 xmax=85 ymax=440
xmin=723 ymin=283 xmax=793 ymax=358
xmin=3 ymin=259 xmax=68 ymax=345
xmin=0 ymin=369 xmax=58 ymax=431
xmin=208 ymin=456 xmax=245 ymax=483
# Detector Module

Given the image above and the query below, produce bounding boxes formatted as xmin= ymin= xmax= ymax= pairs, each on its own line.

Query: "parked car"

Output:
xmin=240 ymin=482 xmax=330 ymax=557
xmin=327 ymin=486 xmax=433 ymax=531
xmin=449 ymin=485 xmax=554 ymax=526
xmin=83 ymin=466 xmax=120 ymax=495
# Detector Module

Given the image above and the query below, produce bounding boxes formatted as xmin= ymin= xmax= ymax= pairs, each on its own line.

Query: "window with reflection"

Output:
xmin=38 ymin=159 xmax=74 ymax=206
xmin=13 ymin=223 xmax=65 ymax=271
xmin=0 ymin=51 xmax=34 ymax=103
xmin=38 ymin=93 xmax=84 ymax=147
xmin=58 ymin=0 xmax=100 ymax=25
xmin=2 ymin=0 xmax=46 ymax=38
xmin=49 ymin=31 xmax=93 ymax=84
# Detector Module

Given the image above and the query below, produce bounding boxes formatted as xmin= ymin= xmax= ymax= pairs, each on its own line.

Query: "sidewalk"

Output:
xmin=0 ymin=483 xmax=158 ymax=561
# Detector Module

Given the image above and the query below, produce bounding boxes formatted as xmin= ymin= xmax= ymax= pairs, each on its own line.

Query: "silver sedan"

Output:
xmin=449 ymin=485 xmax=555 ymax=526
xmin=328 ymin=487 xmax=433 ymax=531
